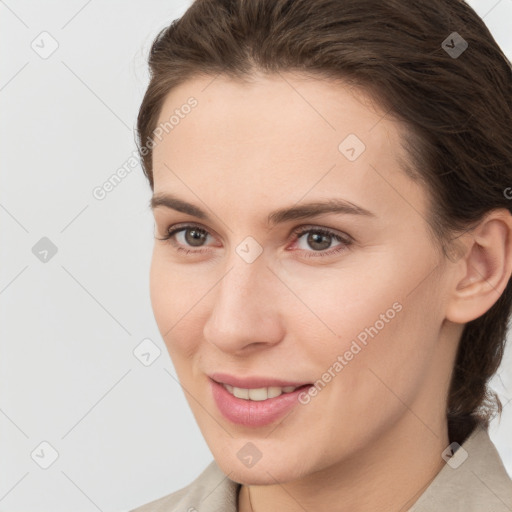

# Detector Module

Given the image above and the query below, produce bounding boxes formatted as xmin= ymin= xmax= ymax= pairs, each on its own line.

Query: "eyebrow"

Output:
xmin=149 ymin=193 xmax=376 ymax=226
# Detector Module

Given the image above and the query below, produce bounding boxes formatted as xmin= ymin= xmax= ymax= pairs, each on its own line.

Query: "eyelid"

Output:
xmin=158 ymin=222 xmax=351 ymax=241
xmin=157 ymin=222 xmax=219 ymax=248
xmin=290 ymin=224 xmax=353 ymax=243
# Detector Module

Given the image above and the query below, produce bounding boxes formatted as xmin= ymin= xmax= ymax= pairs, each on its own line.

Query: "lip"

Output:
xmin=209 ymin=377 xmax=312 ymax=427
xmin=209 ymin=372 xmax=310 ymax=389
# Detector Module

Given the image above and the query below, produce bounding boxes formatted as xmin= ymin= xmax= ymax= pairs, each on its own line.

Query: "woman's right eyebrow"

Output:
xmin=149 ymin=192 xmax=377 ymax=227
xmin=150 ymin=193 xmax=207 ymax=218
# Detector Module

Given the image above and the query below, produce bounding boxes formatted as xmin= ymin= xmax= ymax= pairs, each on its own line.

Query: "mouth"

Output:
xmin=208 ymin=374 xmax=314 ymax=427
xmin=216 ymin=381 xmax=311 ymax=401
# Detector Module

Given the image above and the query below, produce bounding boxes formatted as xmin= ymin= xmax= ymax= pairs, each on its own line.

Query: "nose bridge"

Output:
xmin=215 ymin=249 xmax=270 ymax=321
xmin=203 ymin=248 xmax=283 ymax=351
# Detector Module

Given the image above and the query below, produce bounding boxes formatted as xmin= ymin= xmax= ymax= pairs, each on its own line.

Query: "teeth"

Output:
xmin=267 ymin=386 xmax=284 ymax=398
xmin=233 ymin=387 xmax=249 ymax=399
xmin=223 ymin=384 xmax=301 ymax=401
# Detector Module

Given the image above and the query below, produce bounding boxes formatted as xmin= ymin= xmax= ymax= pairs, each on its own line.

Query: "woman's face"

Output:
xmin=149 ymin=72 xmax=459 ymax=484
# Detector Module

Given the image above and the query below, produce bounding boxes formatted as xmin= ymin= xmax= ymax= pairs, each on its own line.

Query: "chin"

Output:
xmin=214 ymin=454 xmax=309 ymax=486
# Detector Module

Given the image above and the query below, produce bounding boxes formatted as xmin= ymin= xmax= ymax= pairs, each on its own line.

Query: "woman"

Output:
xmin=131 ymin=0 xmax=512 ymax=510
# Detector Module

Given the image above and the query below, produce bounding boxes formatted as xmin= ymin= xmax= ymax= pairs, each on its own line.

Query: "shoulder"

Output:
xmin=129 ymin=460 xmax=241 ymax=512
xmin=409 ymin=424 xmax=512 ymax=512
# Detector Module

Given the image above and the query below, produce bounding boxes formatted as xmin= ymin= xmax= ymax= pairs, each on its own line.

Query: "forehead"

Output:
xmin=151 ymin=72 xmax=426 ymax=223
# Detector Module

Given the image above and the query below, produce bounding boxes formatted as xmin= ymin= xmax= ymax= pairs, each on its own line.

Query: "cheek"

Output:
xmin=283 ymin=257 xmax=405 ymax=354
xmin=293 ymin=254 xmax=441 ymax=403
xmin=149 ymin=251 xmax=171 ymax=329
xmin=149 ymin=250 xmax=209 ymax=359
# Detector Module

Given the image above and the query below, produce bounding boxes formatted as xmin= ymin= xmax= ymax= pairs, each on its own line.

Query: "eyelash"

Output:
xmin=155 ymin=223 xmax=353 ymax=258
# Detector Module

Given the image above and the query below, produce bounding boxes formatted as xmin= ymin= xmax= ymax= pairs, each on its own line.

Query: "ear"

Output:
xmin=445 ymin=208 xmax=512 ymax=324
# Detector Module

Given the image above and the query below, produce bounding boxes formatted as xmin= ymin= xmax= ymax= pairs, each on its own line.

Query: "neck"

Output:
xmin=238 ymin=415 xmax=449 ymax=512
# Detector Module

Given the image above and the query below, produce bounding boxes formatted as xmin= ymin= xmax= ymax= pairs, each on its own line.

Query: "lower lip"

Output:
xmin=210 ymin=379 xmax=312 ymax=427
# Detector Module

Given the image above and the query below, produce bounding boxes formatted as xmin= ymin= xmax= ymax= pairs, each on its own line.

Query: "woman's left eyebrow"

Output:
xmin=266 ymin=199 xmax=376 ymax=226
xmin=149 ymin=192 xmax=376 ymax=226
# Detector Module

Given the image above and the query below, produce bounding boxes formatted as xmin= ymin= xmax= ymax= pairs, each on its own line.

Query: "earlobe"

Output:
xmin=445 ymin=209 xmax=512 ymax=325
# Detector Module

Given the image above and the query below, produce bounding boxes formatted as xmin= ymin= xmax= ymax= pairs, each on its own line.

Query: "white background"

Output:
xmin=1 ymin=1 xmax=511 ymax=511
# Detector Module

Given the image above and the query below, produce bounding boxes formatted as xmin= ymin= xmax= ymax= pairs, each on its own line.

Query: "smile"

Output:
xmin=210 ymin=378 xmax=313 ymax=427
xmin=221 ymin=383 xmax=303 ymax=401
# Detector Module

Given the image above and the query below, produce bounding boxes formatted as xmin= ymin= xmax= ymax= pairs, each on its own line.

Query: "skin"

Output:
xmin=148 ymin=71 xmax=512 ymax=512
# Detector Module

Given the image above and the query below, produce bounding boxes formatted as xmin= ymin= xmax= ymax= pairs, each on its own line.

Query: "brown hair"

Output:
xmin=136 ymin=0 xmax=512 ymax=444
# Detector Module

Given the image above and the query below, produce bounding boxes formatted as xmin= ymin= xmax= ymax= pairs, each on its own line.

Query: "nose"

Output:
xmin=202 ymin=252 xmax=285 ymax=354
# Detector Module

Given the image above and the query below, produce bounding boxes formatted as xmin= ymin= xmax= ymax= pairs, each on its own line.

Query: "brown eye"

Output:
xmin=304 ymin=231 xmax=333 ymax=251
xmin=156 ymin=224 xmax=214 ymax=255
xmin=292 ymin=226 xmax=353 ymax=258
xmin=182 ymin=227 xmax=208 ymax=247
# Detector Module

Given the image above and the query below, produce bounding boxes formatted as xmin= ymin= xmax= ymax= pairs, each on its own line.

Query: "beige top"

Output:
xmin=130 ymin=425 xmax=512 ymax=512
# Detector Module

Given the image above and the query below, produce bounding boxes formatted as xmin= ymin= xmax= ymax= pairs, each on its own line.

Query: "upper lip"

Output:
xmin=209 ymin=372 xmax=311 ymax=389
